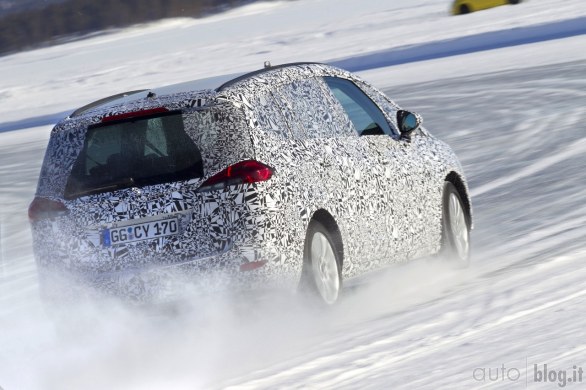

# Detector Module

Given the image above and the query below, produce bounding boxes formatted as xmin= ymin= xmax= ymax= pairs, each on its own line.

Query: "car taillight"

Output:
xmin=28 ymin=197 xmax=69 ymax=222
xmin=197 ymin=160 xmax=273 ymax=192
xmin=101 ymin=107 xmax=168 ymax=122
xmin=240 ymin=260 xmax=267 ymax=272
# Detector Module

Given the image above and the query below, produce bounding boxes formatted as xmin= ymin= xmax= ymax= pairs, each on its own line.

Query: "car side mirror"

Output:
xmin=397 ymin=110 xmax=422 ymax=142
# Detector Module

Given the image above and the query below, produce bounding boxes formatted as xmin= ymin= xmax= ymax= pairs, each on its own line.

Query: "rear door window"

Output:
xmin=65 ymin=111 xmax=203 ymax=198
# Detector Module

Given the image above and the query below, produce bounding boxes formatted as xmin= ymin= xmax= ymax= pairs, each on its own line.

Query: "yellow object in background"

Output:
xmin=451 ymin=0 xmax=522 ymax=15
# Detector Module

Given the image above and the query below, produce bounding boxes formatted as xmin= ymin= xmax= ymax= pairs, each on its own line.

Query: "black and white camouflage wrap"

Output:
xmin=31 ymin=63 xmax=472 ymax=302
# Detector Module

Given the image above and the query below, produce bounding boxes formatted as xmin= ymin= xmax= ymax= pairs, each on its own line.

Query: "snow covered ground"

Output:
xmin=1 ymin=0 xmax=585 ymax=389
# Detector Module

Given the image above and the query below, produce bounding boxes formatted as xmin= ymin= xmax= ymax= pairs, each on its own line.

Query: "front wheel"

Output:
xmin=300 ymin=221 xmax=342 ymax=305
xmin=441 ymin=182 xmax=471 ymax=267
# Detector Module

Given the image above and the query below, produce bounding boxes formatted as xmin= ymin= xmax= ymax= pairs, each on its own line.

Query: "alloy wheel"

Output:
xmin=310 ymin=232 xmax=340 ymax=305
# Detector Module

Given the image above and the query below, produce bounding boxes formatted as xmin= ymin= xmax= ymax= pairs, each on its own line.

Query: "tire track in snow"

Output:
xmin=470 ymin=137 xmax=585 ymax=197
xmin=221 ymin=251 xmax=586 ymax=389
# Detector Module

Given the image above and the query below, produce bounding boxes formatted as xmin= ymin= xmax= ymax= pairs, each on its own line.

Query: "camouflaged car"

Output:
xmin=29 ymin=62 xmax=472 ymax=305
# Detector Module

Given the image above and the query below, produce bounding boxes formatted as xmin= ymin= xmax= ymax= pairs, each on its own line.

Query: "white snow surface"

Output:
xmin=1 ymin=0 xmax=586 ymax=389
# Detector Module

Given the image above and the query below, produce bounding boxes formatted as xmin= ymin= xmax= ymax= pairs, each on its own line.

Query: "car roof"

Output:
xmin=70 ymin=71 xmax=246 ymax=118
xmin=69 ymin=62 xmax=334 ymax=118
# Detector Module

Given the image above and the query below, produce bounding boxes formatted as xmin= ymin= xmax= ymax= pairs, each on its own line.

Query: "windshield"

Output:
xmin=65 ymin=111 xmax=203 ymax=198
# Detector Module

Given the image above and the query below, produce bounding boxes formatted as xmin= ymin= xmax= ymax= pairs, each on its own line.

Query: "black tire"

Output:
xmin=440 ymin=182 xmax=471 ymax=267
xmin=508 ymin=0 xmax=521 ymax=4
xmin=459 ymin=4 xmax=471 ymax=14
xmin=299 ymin=220 xmax=343 ymax=305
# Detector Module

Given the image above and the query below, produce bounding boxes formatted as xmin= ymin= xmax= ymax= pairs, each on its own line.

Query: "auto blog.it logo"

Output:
xmin=534 ymin=364 xmax=584 ymax=387
xmin=473 ymin=361 xmax=584 ymax=387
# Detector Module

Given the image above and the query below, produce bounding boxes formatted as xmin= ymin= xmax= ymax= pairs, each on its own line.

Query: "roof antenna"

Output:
xmin=146 ymin=91 xmax=156 ymax=98
xmin=264 ymin=61 xmax=272 ymax=69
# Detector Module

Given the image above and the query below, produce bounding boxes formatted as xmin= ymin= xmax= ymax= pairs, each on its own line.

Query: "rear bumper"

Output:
xmin=32 ymin=181 xmax=308 ymax=303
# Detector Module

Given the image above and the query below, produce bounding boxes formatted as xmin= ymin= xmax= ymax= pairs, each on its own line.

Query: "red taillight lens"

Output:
xmin=101 ymin=107 xmax=168 ymax=123
xmin=239 ymin=260 xmax=267 ymax=272
xmin=198 ymin=160 xmax=273 ymax=192
xmin=28 ymin=197 xmax=69 ymax=222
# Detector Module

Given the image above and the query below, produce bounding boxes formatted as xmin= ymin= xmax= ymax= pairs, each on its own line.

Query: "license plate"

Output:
xmin=102 ymin=218 xmax=179 ymax=247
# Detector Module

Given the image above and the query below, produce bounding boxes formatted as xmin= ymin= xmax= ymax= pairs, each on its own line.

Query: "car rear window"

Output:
xmin=64 ymin=111 xmax=203 ymax=199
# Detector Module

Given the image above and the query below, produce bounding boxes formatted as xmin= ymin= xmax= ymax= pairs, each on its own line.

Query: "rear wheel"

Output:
xmin=459 ymin=4 xmax=471 ymax=14
xmin=508 ymin=0 xmax=521 ymax=4
xmin=301 ymin=220 xmax=342 ymax=305
xmin=441 ymin=182 xmax=471 ymax=267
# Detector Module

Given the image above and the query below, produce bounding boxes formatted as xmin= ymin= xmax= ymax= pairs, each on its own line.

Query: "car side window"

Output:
xmin=356 ymin=81 xmax=400 ymax=133
xmin=324 ymin=77 xmax=394 ymax=137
